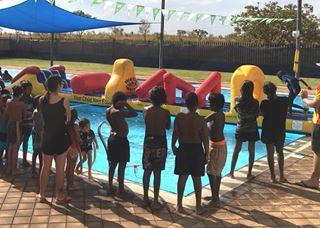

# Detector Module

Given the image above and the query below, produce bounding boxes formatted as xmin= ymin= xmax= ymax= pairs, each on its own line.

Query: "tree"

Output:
xmin=111 ymin=27 xmax=124 ymax=37
xmin=177 ymin=30 xmax=187 ymax=41
xmin=189 ymin=29 xmax=208 ymax=41
xmin=138 ymin=20 xmax=151 ymax=42
xmin=73 ymin=10 xmax=94 ymax=40
xmin=234 ymin=1 xmax=320 ymax=44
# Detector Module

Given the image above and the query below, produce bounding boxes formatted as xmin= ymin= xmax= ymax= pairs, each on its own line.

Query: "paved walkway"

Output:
xmin=0 ymin=138 xmax=319 ymax=228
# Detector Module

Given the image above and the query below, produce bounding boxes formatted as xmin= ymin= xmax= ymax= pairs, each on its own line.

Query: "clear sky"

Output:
xmin=0 ymin=0 xmax=319 ymax=35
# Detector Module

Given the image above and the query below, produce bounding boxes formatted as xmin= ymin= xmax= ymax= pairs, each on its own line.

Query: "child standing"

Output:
xmin=5 ymin=86 xmax=27 ymax=176
xmin=260 ymin=82 xmax=289 ymax=183
xmin=0 ymin=94 xmax=10 ymax=166
xmin=172 ymin=92 xmax=209 ymax=215
xmin=106 ymin=92 xmax=137 ymax=198
xmin=229 ymin=80 xmax=259 ymax=179
xmin=76 ymin=118 xmax=98 ymax=180
xmin=143 ymin=86 xmax=171 ymax=209
xmin=66 ymin=109 xmax=80 ymax=190
xmin=20 ymin=82 xmax=34 ymax=167
xmin=31 ymin=96 xmax=44 ymax=177
xmin=296 ymin=85 xmax=320 ymax=189
xmin=205 ymin=93 xmax=227 ymax=207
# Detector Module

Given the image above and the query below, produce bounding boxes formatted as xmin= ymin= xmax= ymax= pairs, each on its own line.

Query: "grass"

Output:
xmin=0 ymin=58 xmax=318 ymax=87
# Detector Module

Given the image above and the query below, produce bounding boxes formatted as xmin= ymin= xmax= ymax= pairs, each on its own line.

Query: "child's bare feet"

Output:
xmin=152 ymin=201 xmax=165 ymax=210
xmin=229 ymin=172 xmax=235 ymax=179
xmin=247 ymin=174 xmax=254 ymax=180
xmin=271 ymin=175 xmax=277 ymax=183
xmin=279 ymin=177 xmax=288 ymax=183
xmin=196 ymin=206 xmax=207 ymax=215
xmin=142 ymin=198 xmax=152 ymax=207
xmin=174 ymin=205 xmax=188 ymax=214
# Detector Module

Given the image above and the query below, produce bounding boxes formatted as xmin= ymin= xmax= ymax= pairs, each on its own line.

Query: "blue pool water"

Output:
xmin=66 ymin=102 xmax=303 ymax=196
xmin=5 ymin=68 xmax=306 ymax=195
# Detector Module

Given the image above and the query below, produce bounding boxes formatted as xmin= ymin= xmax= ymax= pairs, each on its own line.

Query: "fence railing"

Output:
xmin=0 ymin=38 xmax=319 ymax=77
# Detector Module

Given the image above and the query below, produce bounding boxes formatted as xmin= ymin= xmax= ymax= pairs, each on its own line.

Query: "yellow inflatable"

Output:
xmin=229 ymin=65 xmax=265 ymax=115
xmin=6 ymin=73 xmax=46 ymax=95
xmin=105 ymin=59 xmax=139 ymax=101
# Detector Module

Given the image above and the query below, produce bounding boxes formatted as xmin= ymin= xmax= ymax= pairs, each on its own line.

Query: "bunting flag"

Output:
xmin=63 ymin=0 xmax=295 ymax=25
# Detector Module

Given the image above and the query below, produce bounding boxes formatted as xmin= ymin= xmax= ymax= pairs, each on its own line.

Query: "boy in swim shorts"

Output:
xmin=172 ymin=92 xmax=209 ymax=215
xmin=260 ymin=82 xmax=289 ymax=183
xmin=5 ymin=86 xmax=28 ymax=176
xmin=106 ymin=92 xmax=137 ymax=198
xmin=205 ymin=93 xmax=227 ymax=207
xmin=142 ymin=86 xmax=170 ymax=209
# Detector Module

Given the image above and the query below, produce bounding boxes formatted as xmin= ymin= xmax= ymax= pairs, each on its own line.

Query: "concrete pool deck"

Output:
xmin=0 ymin=136 xmax=320 ymax=228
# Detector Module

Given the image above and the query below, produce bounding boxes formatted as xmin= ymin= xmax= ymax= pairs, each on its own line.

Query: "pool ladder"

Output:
xmin=97 ymin=121 xmax=108 ymax=155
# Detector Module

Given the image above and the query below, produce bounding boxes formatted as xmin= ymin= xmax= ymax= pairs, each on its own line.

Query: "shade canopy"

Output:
xmin=0 ymin=0 xmax=138 ymax=33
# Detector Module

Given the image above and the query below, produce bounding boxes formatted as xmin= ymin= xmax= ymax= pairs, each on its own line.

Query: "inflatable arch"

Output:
xmin=229 ymin=65 xmax=265 ymax=115
xmin=195 ymin=72 xmax=221 ymax=107
xmin=135 ymin=69 xmax=166 ymax=99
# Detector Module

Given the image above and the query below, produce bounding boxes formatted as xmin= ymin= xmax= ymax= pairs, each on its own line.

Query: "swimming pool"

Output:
xmin=5 ymin=68 xmax=305 ymax=195
xmin=69 ymin=102 xmax=304 ymax=195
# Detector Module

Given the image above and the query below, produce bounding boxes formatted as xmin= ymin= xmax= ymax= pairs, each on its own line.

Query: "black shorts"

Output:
xmin=312 ymin=124 xmax=320 ymax=154
xmin=174 ymin=143 xmax=205 ymax=176
xmin=22 ymin=125 xmax=33 ymax=138
xmin=261 ymin=128 xmax=286 ymax=148
xmin=143 ymin=136 xmax=167 ymax=171
xmin=107 ymin=134 xmax=130 ymax=162
xmin=235 ymin=130 xmax=260 ymax=142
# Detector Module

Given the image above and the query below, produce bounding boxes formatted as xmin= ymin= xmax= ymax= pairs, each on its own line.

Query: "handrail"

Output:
xmin=97 ymin=121 xmax=108 ymax=154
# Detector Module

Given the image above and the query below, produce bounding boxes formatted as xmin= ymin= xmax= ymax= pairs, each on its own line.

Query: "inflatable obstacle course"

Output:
xmin=6 ymin=59 xmax=313 ymax=134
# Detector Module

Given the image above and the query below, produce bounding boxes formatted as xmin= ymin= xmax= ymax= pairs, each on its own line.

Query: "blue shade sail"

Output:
xmin=0 ymin=0 xmax=138 ymax=33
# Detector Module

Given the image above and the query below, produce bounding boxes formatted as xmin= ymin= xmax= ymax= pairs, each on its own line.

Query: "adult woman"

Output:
xmin=38 ymin=76 xmax=72 ymax=204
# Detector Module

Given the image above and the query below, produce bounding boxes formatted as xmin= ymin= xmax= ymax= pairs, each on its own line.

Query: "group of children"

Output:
xmin=0 ymin=81 xmax=98 ymax=190
xmin=0 ymin=71 xmax=318 ymax=214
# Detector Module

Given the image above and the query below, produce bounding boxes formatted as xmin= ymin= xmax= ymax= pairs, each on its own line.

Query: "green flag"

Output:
xmin=210 ymin=15 xmax=216 ymax=24
xmin=136 ymin=5 xmax=145 ymax=17
xmin=182 ymin=12 xmax=191 ymax=20
xmin=92 ymin=0 xmax=105 ymax=4
xmin=115 ymin=2 xmax=125 ymax=14
xmin=220 ymin=16 xmax=227 ymax=24
xmin=68 ymin=0 xmax=77 ymax=2
xmin=167 ymin=10 xmax=175 ymax=21
xmin=231 ymin=16 xmax=238 ymax=24
xmin=153 ymin=8 xmax=160 ymax=20
xmin=196 ymin=13 xmax=204 ymax=23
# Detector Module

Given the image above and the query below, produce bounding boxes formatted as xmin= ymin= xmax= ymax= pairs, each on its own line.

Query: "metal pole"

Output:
xmin=50 ymin=0 xmax=56 ymax=67
xmin=50 ymin=33 xmax=54 ymax=67
xmin=295 ymin=0 xmax=302 ymax=78
xmin=159 ymin=0 xmax=165 ymax=68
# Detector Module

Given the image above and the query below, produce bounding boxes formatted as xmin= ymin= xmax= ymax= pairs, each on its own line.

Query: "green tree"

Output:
xmin=189 ymin=29 xmax=208 ymax=41
xmin=177 ymin=30 xmax=187 ymax=41
xmin=138 ymin=20 xmax=151 ymax=42
xmin=234 ymin=1 xmax=320 ymax=44
xmin=111 ymin=27 xmax=124 ymax=37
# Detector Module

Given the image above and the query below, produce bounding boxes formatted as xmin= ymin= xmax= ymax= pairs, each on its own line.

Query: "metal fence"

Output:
xmin=1 ymin=38 xmax=320 ymax=77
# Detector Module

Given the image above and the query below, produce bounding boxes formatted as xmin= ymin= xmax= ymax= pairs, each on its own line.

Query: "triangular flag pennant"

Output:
xmin=201 ymin=14 xmax=210 ymax=22
xmin=210 ymin=15 xmax=217 ymax=24
xmin=196 ymin=13 xmax=204 ymax=23
xmin=220 ymin=16 xmax=227 ymax=24
xmin=266 ymin=18 xmax=274 ymax=24
xmin=188 ymin=13 xmax=196 ymax=21
xmin=153 ymin=8 xmax=160 ymax=20
xmin=104 ymin=1 xmax=114 ymax=10
xmin=115 ymin=2 xmax=125 ymax=14
xmin=126 ymin=4 xmax=135 ymax=16
xmin=68 ymin=0 xmax=77 ymax=2
xmin=161 ymin=9 xmax=169 ymax=18
xmin=231 ymin=15 xmax=238 ymax=24
xmin=176 ymin=11 xmax=184 ymax=20
xmin=136 ymin=5 xmax=145 ymax=17
xmin=167 ymin=10 xmax=175 ymax=21
xmin=145 ymin=7 xmax=152 ymax=19
xmin=92 ymin=0 xmax=105 ymax=5
xmin=182 ymin=12 xmax=191 ymax=20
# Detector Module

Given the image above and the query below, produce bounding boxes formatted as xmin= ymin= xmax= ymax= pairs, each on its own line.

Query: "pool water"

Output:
xmin=5 ymin=68 xmax=306 ymax=195
xmin=25 ymin=102 xmax=302 ymax=196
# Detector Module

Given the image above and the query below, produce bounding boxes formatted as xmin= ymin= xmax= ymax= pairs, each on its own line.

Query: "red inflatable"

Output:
xmin=71 ymin=73 xmax=111 ymax=95
xmin=135 ymin=69 xmax=166 ymax=99
xmin=195 ymin=72 xmax=221 ymax=107
xmin=49 ymin=65 xmax=66 ymax=72
xmin=11 ymin=66 xmax=41 ymax=83
xmin=164 ymin=73 xmax=195 ymax=105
